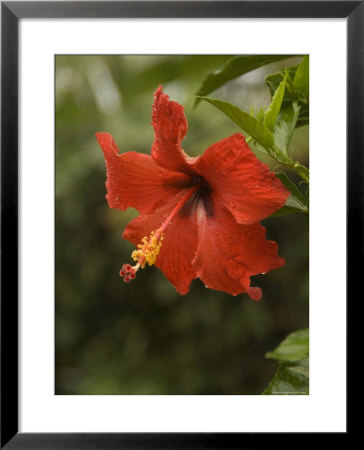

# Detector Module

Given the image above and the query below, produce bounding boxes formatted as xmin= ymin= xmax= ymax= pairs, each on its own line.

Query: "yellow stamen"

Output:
xmin=131 ymin=231 xmax=164 ymax=269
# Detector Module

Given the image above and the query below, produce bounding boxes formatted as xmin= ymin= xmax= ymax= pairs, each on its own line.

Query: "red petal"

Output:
xmin=151 ymin=85 xmax=195 ymax=172
xmin=192 ymin=203 xmax=285 ymax=300
xmin=193 ymin=134 xmax=290 ymax=224
xmin=95 ymin=132 xmax=192 ymax=214
xmin=122 ymin=193 xmax=198 ymax=294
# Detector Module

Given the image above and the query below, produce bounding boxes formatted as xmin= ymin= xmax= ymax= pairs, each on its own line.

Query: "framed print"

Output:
xmin=1 ymin=1 xmax=357 ymax=447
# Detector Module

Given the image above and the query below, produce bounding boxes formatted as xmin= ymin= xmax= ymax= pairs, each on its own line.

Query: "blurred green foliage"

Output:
xmin=56 ymin=55 xmax=308 ymax=395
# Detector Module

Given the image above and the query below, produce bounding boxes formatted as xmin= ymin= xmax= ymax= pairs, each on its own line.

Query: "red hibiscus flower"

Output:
xmin=96 ymin=85 xmax=289 ymax=300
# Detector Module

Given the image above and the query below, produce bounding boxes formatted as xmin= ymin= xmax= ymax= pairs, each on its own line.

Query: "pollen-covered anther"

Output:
xmin=131 ymin=230 xmax=164 ymax=269
xmin=119 ymin=230 xmax=164 ymax=283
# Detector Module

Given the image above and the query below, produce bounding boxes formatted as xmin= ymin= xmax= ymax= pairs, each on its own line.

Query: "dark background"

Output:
xmin=55 ymin=55 xmax=308 ymax=395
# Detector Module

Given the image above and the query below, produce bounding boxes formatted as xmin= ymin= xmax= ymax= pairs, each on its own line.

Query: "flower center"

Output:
xmin=120 ymin=183 xmax=200 ymax=283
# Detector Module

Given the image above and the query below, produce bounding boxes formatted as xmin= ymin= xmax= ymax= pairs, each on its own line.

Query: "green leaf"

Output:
xmin=195 ymin=55 xmax=291 ymax=105
xmin=273 ymin=102 xmax=300 ymax=154
xmin=285 ymin=196 xmax=307 ymax=210
xmin=197 ymin=96 xmax=274 ymax=151
xmin=293 ymin=55 xmax=309 ymax=101
xmin=262 ymin=329 xmax=309 ymax=395
xmin=265 ymin=65 xmax=298 ymax=101
xmin=264 ymin=77 xmax=286 ymax=131
xmin=268 ymin=205 xmax=306 ymax=218
xmin=268 ymin=173 xmax=308 ymax=217
xmin=266 ymin=329 xmax=309 ymax=362
xmin=275 ymin=172 xmax=308 ymax=206
xmin=262 ymin=356 xmax=309 ymax=395
xmin=265 ymin=61 xmax=309 ymax=128
xmin=197 ymin=96 xmax=309 ymax=181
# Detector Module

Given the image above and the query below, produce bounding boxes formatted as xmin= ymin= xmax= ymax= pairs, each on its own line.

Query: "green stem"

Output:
xmin=279 ymin=159 xmax=309 ymax=182
xmin=271 ymin=145 xmax=309 ymax=182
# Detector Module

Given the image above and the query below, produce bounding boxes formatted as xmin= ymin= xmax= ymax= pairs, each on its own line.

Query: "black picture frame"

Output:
xmin=1 ymin=1 xmax=356 ymax=448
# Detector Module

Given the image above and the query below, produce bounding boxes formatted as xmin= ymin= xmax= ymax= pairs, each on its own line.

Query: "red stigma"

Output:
xmin=120 ymin=263 xmax=138 ymax=283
